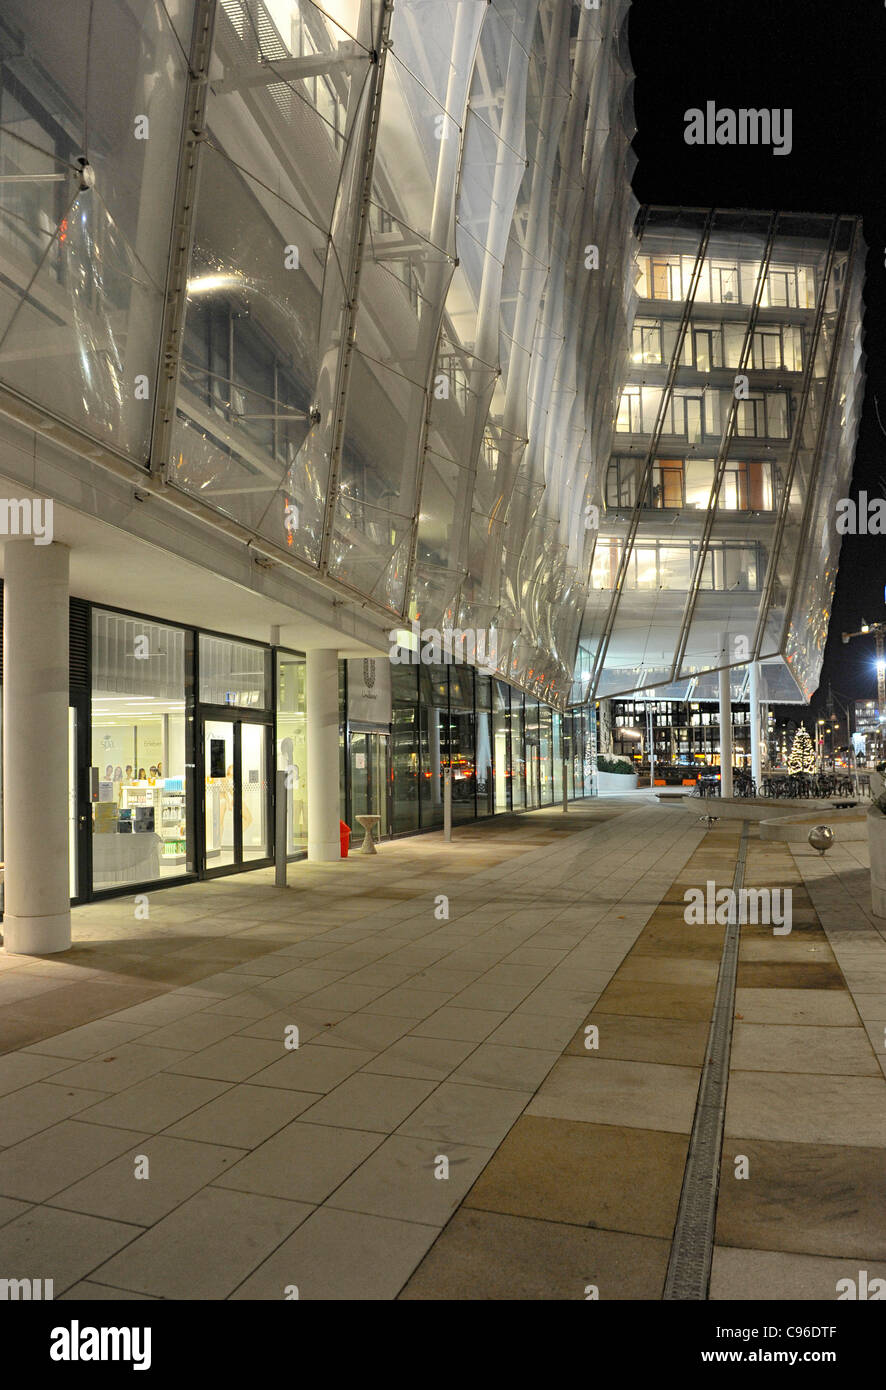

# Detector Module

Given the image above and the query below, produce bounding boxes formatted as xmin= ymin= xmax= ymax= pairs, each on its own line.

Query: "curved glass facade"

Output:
xmin=0 ymin=7 xmax=864 ymax=715
xmin=0 ymin=0 xmax=637 ymax=712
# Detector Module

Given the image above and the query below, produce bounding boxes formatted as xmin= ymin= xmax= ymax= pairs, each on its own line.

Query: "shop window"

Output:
xmin=199 ymin=634 xmax=269 ymax=708
xmin=91 ymin=609 xmax=191 ymax=888
xmin=277 ymin=653 xmax=307 ymax=855
xmin=492 ymin=680 xmax=511 ymax=812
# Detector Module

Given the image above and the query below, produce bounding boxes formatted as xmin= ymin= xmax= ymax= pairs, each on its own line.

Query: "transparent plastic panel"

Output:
xmin=168 ymin=142 xmax=333 ymax=559
xmin=0 ymin=0 xmax=191 ymax=460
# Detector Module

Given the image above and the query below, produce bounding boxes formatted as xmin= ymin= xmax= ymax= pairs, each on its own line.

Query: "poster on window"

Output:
xmin=347 ymin=657 xmax=392 ymax=727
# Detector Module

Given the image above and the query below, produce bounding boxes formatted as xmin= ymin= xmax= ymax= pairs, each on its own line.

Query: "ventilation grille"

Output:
xmin=69 ymin=598 xmax=89 ymax=691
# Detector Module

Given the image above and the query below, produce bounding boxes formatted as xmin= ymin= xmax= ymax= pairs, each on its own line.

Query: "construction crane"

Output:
xmin=841 ymin=620 xmax=886 ymax=753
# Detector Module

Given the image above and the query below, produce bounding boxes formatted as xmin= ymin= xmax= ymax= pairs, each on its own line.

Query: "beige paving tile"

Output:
xmin=848 ymin=993 xmax=886 ymax=1024
xmin=362 ymin=987 xmax=455 ymax=1019
xmin=617 ymin=955 xmax=720 ymax=986
xmin=58 ymin=1281 xmax=158 ymax=1300
xmin=725 ymin=1071 xmax=886 ymax=1147
xmin=235 ymin=1006 xmax=348 ymax=1042
xmin=0 ymin=1195 xmax=32 ymax=1226
xmin=464 ymin=1116 xmax=688 ymax=1238
xmin=76 ymin=1073 xmax=230 ymax=1132
xmin=400 ymin=1209 xmax=670 ymax=1300
xmin=730 ymin=1023 xmax=879 ymax=1076
xmin=165 ymin=1035 xmax=287 ymax=1083
xmin=47 ymin=1134 xmax=246 ymax=1225
xmin=230 ymin=1206 xmax=438 ymax=1300
xmin=484 ymin=1012 xmax=580 ymax=1052
xmin=410 ymin=1007 xmax=509 ymax=1042
xmin=298 ymin=1073 xmax=436 ymax=1133
xmin=710 ymin=1245 xmax=886 ymax=1300
xmin=564 ymin=1013 xmax=709 ymax=1066
xmin=25 ymin=1021 xmax=154 ymax=1060
xmin=526 ymin=1056 xmax=699 ymax=1134
xmin=716 ymin=1136 xmax=886 ymax=1259
xmin=361 ymin=1035 xmax=476 ymax=1082
xmin=43 ymin=1043 xmax=192 ymax=1094
xmin=165 ymin=1084 xmax=315 ymax=1148
xmin=91 ymin=1187 xmax=312 ymax=1298
xmin=133 ymin=1013 xmax=248 ymax=1051
xmin=0 ymin=1050 xmax=75 ymax=1096
xmin=448 ymin=1042 xmax=560 ymax=1094
xmin=0 ymin=1082 xmax=111 ymax=1146
xmin=296 ymin=982 xmax=391 ymax=1012
xmin=309 ymin=1012 xmax=418 ymax=1052
xmin=397 ymin=1082 xmax=528 ymax=1149
xmin=733 ymin=988 xmax=860 ymax=1026
xmin=327 ymin=1135 xmax=493 ymax=1226
xmin=214 ymin=1120 xmax=384 ymax=1203
xmin=248 ymin=1044 xmax=375 ymax=1094
xmin=0 ymin=1119 xmax=146 ymax=1202
xmin=102 ymin=994 xmax=214 ymax=1026
xmin=0 ymin=1205 xmax=142 ymax=1295
xmin=595 ymin=978 xmax=715 ymax=1022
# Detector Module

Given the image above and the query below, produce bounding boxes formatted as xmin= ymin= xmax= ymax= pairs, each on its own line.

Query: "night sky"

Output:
xmin=628 ymin=0 xmax=886 ymax=726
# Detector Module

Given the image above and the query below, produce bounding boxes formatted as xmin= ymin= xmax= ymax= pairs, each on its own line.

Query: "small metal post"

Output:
xmin=275 ymin=770 xmax=288 ymax=888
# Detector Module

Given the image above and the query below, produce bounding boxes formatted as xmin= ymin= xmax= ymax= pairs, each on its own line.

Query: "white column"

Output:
xmin=3 ymin=540 xmax=70 ymax=954
xmin=748 ymin=661 xmax=763 ymax=790
xmin=306 ymin=649 xmax=341 ymax=862
xmin=718 ymin=664 xmax=734 ymax=800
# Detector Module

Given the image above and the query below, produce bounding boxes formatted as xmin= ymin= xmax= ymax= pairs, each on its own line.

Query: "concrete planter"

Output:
xmin=596 ymin=771 xmax=639 ymax=792
xmin=868 ymin=805 xmax=886 ymax=919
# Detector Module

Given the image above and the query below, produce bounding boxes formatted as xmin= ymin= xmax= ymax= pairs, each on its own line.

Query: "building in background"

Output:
xmin=579 ymin=207 xmax=866 ymax=791
xmin=855 ymin=699 xmax=884 ymax=761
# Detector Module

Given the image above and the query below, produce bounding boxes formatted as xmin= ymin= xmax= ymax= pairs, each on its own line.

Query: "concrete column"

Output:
xmin=3 ymin=541 xmax=70 ymax=954
xmin=718 ymin=664 xmax=734 ymax=799
xmin=748 ymin=661 xmax=763 ymax=790
xmin=306 ymin=649 xmax=341 ymax=862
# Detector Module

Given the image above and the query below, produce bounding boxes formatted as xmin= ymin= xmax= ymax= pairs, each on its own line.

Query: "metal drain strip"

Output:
xmin=663 ymin=821 xmax=749 ymax=1300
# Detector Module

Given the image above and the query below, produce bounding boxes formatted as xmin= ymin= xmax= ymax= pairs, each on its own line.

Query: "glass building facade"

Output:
xmin=0 ymin=0 xmax=638 ymax=713
xmin=580 ymin=207 xmax=866 ymax=709
xmin=345 ymin=661 xmax=596 ymax=838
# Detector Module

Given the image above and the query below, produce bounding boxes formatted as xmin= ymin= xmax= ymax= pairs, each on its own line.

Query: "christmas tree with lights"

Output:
xmin=787 ymin=724 xmax=816 ymax=776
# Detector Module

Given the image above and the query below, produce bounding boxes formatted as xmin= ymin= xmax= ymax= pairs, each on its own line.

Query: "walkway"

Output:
xmin=0 ymin=800 xmax=884 ymax=1299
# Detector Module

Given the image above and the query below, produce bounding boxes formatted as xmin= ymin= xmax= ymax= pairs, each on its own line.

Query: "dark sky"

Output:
xmin=628 ymin=0 xmax=886 ymax=727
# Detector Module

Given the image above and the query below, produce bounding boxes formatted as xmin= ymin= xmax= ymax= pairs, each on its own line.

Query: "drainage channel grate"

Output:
xmin=663 ymin=821 xmax=749 ymax=1300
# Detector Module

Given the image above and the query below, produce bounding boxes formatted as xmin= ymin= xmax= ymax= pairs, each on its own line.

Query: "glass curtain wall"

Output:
xmin=475 ymin=674 xmax=494 ymax=817
xmin=493 ymin=680 xmax=511 ymax=813
xmin=346 ymin=656 xmax=571 ymax=834
xmin=391 ymin=666 xmax=420 ymax=833
xmin=419 ymin=664 xmax=448 ymax=829
xmin=511 ymin=693 xmax=526 ymax=810
xmin=449 ymin=665 xmax=476 ymax=823
xmin=539 ymin=704 xmax=553 ymax=805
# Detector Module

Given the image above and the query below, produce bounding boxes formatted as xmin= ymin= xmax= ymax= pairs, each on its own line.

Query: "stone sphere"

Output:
xmin=808 ymin=825 xmax=835 ymax=855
